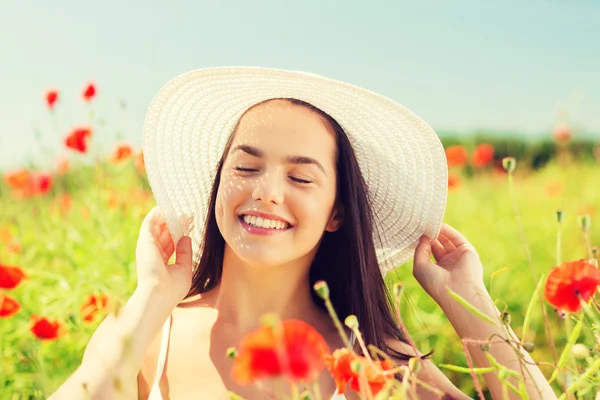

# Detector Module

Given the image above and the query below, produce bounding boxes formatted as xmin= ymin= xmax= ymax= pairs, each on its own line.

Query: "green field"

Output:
xmin=1 ymin=156 xmax=599 ymax=399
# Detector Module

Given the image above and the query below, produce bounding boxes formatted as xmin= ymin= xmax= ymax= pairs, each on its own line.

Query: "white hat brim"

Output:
xmin=142 ymin=66 xmax=448 ymax=275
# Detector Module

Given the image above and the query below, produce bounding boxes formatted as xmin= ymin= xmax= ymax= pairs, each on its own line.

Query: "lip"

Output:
xmin=238 ymin=215 xmax=293 ymax=236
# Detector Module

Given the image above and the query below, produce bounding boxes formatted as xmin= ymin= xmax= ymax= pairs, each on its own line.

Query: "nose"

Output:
xmin=252 ymin=172 xmax=284 ymax=205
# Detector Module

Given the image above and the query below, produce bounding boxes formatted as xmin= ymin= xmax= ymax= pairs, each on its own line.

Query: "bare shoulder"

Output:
xmin=384 ymin=338 xmax=472 ymax=400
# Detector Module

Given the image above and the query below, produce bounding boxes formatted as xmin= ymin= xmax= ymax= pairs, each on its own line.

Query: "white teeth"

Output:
xmin=242 ymin=215 xmax=289 ymax=229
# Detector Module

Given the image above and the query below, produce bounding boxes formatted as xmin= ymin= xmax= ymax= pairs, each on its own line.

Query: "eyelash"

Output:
xmin=233 ymin=167 xmax=313 ymax=184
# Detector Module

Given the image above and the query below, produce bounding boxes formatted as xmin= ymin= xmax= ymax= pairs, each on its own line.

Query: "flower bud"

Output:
xmin=480 ymin=344 xmax=490 ymax=352
xmin=313 ymin=280 xmax=330 ymax=300
xmin=592 ymin=246 xmax=599 ymax=259
xmin=408 ymin=357 xmax=421 ymax=374
xmin=502 ymin=157 xmax=516 ymax=173
xmin=497 ymin=369 xmax=507 ymax=381
xmin=501 ymin=312 xmax=511 ymax=325
xmin=572 ymin=343 xmax=590 ymax=360
xmin=393 ymin=282 xmax=404 ymax=299
xmin=226 ymin=347 xmax=237 ymax=360
xmin=555 ymin=209 xmax=564 ymax=224
xmin=350 ymin=359 xmax=363 ymax=374
xmin=344 ymin=315 xmax=359 ymax=330
xmin=523 ymin=342 xmax=535 ymax=353
xmin=300 ymin=391 xmax=313 ymax=400
xmin=578 ymin=215 xmax=591 ymax=233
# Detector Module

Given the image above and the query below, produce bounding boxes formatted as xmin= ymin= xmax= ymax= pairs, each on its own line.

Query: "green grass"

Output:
xmin=1 ymin=158 xmax=599 ymax=399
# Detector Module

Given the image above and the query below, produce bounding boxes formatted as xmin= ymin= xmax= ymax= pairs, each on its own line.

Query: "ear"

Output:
xmin=325 ymin=203 xmax=344 ymax=232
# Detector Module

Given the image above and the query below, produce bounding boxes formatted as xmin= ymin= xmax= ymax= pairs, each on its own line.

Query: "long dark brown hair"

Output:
xmin=185 ymin=98 xmax=417 ymax=360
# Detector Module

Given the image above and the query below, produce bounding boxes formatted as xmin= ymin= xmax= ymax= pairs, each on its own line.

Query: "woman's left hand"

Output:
xmin=413 ymin=223 xmax=486 ymax=307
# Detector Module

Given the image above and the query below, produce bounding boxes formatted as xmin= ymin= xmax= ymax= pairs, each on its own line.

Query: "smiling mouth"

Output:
xmin=239 ymin=214 xmax=292 ymax=230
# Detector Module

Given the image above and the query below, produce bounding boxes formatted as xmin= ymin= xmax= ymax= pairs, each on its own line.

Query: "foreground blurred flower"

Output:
xmin=4 ymin=170 xmax=53 ymax=197
xmin=0 ymin=264 xmax=27 ymax=289
xmin=0 ymin=293 xmax=21 ymax=318
xmin=545 ymin=259 xmax=600 ymax=313
xmin=45 ymin=90 xmax=59 ymax=110
xmin=324 ymin=348 xmax=395 ymax=395
xmin=552 ymin=123 xmax=571 ymax=143
xmin=30 ymin=316 xmax=64 ymax=340
xmin=4 ymin=169 xmax=30 ymax=190
xmin=82 ymin=82 xmax=96 ymax=102
xmin=231 ymin=319 xmax=330 ymax=384
xmin=65 ymin=127 xmax=92 ymax=153
xmin=445 ymin=145 xmax=468 ymax=168
xmin=448 ymin=174 xmax=461 ymax=190
xmin=110 ymin=144 xmax=133 ymax=163
xmin=80 ymin=294 xmax=110 ymax=323
xmin=471 ymin=143 xmax=495 ymax=168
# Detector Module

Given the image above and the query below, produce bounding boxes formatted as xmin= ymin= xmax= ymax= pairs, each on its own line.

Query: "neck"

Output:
xmin=212 ymin=246 xmax=322 ymax=333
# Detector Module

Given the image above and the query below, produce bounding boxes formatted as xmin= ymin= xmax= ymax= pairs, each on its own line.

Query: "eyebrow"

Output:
xmin=232 ymin=144 xmax=327 ymax=176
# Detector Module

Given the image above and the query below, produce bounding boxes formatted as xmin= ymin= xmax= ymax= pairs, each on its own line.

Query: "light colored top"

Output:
xmin=148 ymin=315 xmax=354 ymax=399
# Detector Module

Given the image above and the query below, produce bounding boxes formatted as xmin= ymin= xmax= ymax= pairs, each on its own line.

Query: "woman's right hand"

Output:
xmin=135 ymin=206 xmax=194 ymax=306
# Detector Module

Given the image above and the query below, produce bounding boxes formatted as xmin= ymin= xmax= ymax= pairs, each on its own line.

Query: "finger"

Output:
xmin=430 ymin=239 xmax=447 ymax=262
xmin=437 ymin=233 xmax=456 ymax=252
xmin=439 ymin=224 xmax=469 ymax=247
xmin=174 ymin=236 xmax=193 ymax=271
xmin=414 ymin=236 xmax=433 ymax=268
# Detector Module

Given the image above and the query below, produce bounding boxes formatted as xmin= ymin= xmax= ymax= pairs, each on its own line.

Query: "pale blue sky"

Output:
xmin=1 ymin=0 xmax=599 ymax=170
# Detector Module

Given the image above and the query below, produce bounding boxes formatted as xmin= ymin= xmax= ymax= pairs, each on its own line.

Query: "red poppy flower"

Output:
xmin=231 ymin=319 xmax=330 ymax=384
xmin=82 ymin=82 xmax=96 ymax=102
xmin=31 ymin=316 xmax=64 ymax=340
xmin=46 ymin=90 xmax=59 ymax=110
xmin=448 ymin=174 xmax=461 ymax=190
xmin=0 ymin=293 xmax=21 ymax=318
xmin=324 ymin=348 xmax=395 ymax=396
xmin=445 ymin=145 xmax=468 ymax=168
xmin=4 ymin=169 xmax=31 ymax=190
xmin=34 ymin=172 xmax=53 ymax=195
xmin=471 ymin=143 xmax=495 ymax=168
xmin=0 ymin=264 xmax=27 ymax=289
xmin=65 ymin=127 xmax=92 ymax=153
xmin=545 ymin=260 xmax=600 ymax=313
xmin=110 ymin=144 xmax=133 ymax=163
xmin=80 ymin=294 xmax=110 ymax=323
xmin=552 ymin=123 xmax=571 ymax=143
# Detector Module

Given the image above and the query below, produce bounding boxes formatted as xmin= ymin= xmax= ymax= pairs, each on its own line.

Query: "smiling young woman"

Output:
xmin=49 ymin=67 xmax=556 ymax=400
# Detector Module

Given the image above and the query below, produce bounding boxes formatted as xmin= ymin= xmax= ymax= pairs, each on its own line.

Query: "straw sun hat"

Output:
xmin=142 ymin=66 xmax=448 ymax=275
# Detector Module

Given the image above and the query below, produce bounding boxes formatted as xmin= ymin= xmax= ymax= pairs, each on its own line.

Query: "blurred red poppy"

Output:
xmin=448 ymin=174 xmax=461 ymax=190
xmin=0 ymin=264 xmax=27 ymax=289
xmin=445 ymin=145 xmax=468 ymax=168
xmin=110 ymin=144 xmax=133 ymax=163
xmin=82 ymin=82 xmax=96 ymax=102
xmin=552 ymin=123 xmax=571 ymax=143
xmin=471 ymin=143 xmax=495 ymax=168
xmin=65 ymin=127 xmax=92 ymax=153
xmin=4 ymin=169 xmax=30 ymax=190
xmin=0 ymin=294 xmax=21 ymax=318
xmin=80 ymin=294 xmax=110 ymax=323
xmin=31 ymin=316 xmax=64 ymax=340
xmin=545 ymin=259 xmax=600 ymax=313
xmin=231 ymin=319 xmax=330 ymax=384
xmin=45 ymin=90 xmax=59 ymax=110
xmin=325 ymin=348 xmax=395 ymax=396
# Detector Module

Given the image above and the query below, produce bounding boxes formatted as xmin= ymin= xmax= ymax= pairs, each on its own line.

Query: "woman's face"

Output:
xmin=215 ymin=100 xmax=342 ymax=269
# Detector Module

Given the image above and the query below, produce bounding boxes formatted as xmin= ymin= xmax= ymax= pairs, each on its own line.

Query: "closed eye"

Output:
xmin=234 ymin=167 xmax=258 ymax=172
xmin=289 ymin=176 xmax=312 ymax=184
